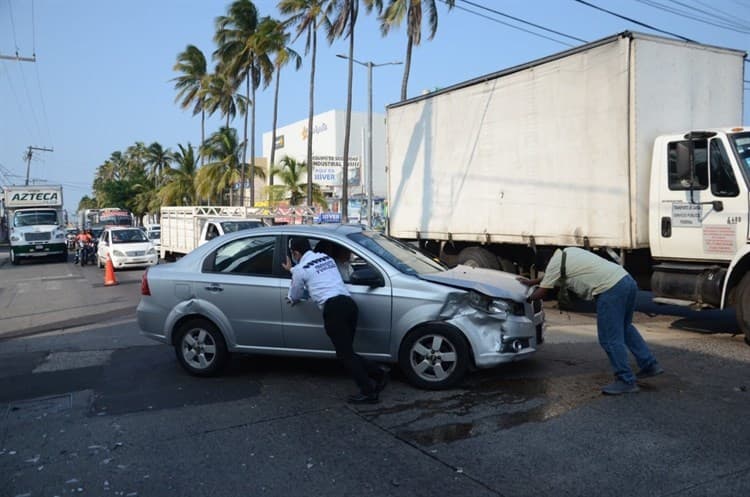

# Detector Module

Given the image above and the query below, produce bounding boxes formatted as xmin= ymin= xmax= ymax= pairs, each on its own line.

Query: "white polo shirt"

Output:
xmin=539 ymin=247 xmax=628 ymax=300
xmin=288 ymin=250 xmax=350 ymax=309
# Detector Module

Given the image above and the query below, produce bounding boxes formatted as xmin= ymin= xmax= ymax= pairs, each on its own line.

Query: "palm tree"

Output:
xmin=197 ymin=127 xmax=266 ymax=205
xmin=214 ymin=0 xmax=274 ymax=207
xmin=203 ymin=71 xmax=243 ymax=128
xmin=257 ymin=16 xmax=302 ymax=186
xmin=172 ymin=45 xmax=209 ymax=165
xmin=270 ymin=155 xmax=327 ymax=206
xmin=278 ymin=0 xmax=333 ymax=208
xmin=145 ymin=142 xmax=173 ymax=189
xmin=160 ymin=143 xmax=199 ymax=206
xmin=328 ymin=0 xmax=382 ymax=221
xmin=380 ymin=0 xmax=454 ymax=101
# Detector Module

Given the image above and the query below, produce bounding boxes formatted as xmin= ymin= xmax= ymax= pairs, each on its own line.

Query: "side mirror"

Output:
xmin=675 ymin=142 xmax=697 ymax=188
xmin=349 ymin=267 xmax=385 ymax=288
xmin=712 ymin=200 xmax=724 ymax=212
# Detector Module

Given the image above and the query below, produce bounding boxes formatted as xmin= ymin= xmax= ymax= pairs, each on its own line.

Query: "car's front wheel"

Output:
xmin=398 ymin=324 xmax=471 ymax=390
xmin=175 ymin=318 xmax=229 ymax=377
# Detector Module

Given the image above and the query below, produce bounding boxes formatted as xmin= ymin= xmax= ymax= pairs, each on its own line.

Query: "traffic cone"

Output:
xmin=104 ymin=255 xmax=118 ymax=286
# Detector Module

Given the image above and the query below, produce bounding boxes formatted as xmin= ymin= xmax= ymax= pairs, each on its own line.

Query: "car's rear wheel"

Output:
xmin=398 ymin=324 xmax=470 ymax=390
xmin=175 ymin=318 xmax=228 ymax=377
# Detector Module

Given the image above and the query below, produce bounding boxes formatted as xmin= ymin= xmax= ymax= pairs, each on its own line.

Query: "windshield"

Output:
xmin=111 ymin=229 xmax=149 ymax=243
xmin=221 ymin=220 xmax=264 ymax=233
xmin=348 ymin=231 xmax=446 ymax=275
xmin=148 ymin=231 xmax=161 ymax=240
xmin=13 ymin=210 xmax=58 ymax=227
xmin=730 ymin=132 xmax=750 ymax=180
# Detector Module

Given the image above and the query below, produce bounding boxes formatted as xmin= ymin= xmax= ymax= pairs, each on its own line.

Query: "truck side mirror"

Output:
xmin=712 ymin=200 xmax=724 ymax=212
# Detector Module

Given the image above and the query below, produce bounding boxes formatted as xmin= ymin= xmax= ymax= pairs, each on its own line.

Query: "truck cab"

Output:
xmin=200 ymin=217 xmax=269 ymax=244
xmin=3 ymin=186 xmax=67 ymax=265
xmin=649 ymin=128 xmax=750 ymax=341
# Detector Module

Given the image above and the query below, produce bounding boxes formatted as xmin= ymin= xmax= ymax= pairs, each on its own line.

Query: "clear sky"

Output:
xmin=1 ymin=0 xmax=749 ymax=214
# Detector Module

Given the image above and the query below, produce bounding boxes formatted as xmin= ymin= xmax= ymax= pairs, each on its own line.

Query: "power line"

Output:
xmin=668 ymin=0 xmax=750 ymax=28
xmin=0 ymin=60 xmax=37 ymax=144
xmin=7 ymin=0 xmax=21 ymax=52
xmin=456 ymin=0 xmax=588 ymax=43
xmin=634 ymin=0 xmax=750 ymax=33
xmin=574 ymin=0 xmax=694 ymax=41
xmin=448 ymin=2 xmax=579 ymax=47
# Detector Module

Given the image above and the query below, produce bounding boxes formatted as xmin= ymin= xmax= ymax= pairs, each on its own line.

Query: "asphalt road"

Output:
xmin=1 ymin=252 xmax=749 ymax=497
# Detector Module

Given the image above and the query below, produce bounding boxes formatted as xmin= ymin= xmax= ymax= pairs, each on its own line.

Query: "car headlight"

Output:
xmin=54 ymin=232 xmax=65 ymax=239
xmin=147 ymin=247 xmax=156 ymax=255
xmin=113 ymin=250 xmax=126 ymax=257
xmin=469 ymin=291 xmax=524 ymax=316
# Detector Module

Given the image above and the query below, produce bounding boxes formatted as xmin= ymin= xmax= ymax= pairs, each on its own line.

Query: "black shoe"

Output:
xmin=347 ymin=392 xmax=379 ymax=404
xmin=374 ymin=368 xmax=390 ymax=393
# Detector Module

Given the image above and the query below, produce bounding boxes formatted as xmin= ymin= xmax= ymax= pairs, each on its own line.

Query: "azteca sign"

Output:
xmin=7 ymin=190 xmax=62 ymax=207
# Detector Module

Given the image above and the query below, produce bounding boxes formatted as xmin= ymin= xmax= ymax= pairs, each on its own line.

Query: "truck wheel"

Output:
xmin=735 ymin=273 xmax=750 ymax=346
xmin=9 ymin=250 xmax=19 ymax=265
xmin=175 ymin=318 xmax=229 ymax=377
xmin=398 ymin=324 xmax=470 ymax=390
xmin=457 ymin=247 xmax=499 ymax=269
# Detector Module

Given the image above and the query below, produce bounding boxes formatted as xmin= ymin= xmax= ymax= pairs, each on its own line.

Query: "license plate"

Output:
xmin=35 ymin=245 xmax=43 ymax=250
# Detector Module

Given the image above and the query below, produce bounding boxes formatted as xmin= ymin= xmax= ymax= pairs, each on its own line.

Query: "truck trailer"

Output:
xmin=385 ymin=31 xmax=750 ymax=341
xmin=2 ymin=185 xmax=67 ymax=264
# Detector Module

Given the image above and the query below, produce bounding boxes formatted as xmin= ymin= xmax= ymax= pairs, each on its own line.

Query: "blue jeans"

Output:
xmin=595 ymin=275 xmax=657 ymax=384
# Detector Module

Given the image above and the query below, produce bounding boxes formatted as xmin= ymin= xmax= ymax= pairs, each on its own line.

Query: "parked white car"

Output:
xmin=97 ymin=227 xmax=158 ymax=269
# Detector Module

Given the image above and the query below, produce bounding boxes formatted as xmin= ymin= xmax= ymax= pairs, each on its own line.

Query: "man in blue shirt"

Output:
xmin=283 ymin=237 xmax=387 ymax=404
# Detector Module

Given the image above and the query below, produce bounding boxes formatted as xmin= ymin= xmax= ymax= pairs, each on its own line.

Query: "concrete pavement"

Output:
xmin=0 ymin=249 xmax=142 ymax=340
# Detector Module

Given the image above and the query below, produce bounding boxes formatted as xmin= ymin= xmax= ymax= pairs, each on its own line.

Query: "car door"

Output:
xmin=97 ymin=230 xmax=110 ymax=263
xmin=280 ymin=236 xmax=392 ymax=356
xmin=194 ymin=234 xmax=286 ymax=348
xmin=654 ymin=136 xmax=747 ymax=261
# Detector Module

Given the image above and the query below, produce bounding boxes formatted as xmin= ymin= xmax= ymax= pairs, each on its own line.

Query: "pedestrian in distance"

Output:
xmin=518 ymin=247 xmax=664 ymax=395
xmin=282 ymin=237 xmax=388 ymax=404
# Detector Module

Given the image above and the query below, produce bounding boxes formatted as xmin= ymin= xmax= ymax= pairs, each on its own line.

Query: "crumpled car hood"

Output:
xmin=418 ymin=265 xmax=530 ymax=301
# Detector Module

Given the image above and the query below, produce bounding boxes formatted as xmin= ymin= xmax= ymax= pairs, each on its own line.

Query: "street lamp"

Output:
xmin=336 ymin=54 xmax=402 ymax=227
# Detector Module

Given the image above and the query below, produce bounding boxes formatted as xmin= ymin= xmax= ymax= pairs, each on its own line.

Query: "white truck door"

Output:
xmin=652 ymin=135 xmax=747 ymax=261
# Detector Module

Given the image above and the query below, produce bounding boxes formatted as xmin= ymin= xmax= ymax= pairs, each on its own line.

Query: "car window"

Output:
xmin=348 ymin=231 xmax=445 ymax=275
xmin=309 ymin=238 xmax=375 ymax=284
xmin=221 ymin=220 xmax=264 ymax=233
xmin=208 ymin=235 xmax=276 ymax=275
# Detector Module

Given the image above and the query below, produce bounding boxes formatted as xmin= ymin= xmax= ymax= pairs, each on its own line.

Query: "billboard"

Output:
xmin=312 ymin=155 xmax=361 ymax=187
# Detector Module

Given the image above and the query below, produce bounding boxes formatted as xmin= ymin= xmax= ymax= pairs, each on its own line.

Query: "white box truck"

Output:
xmin=2 ymin=185 xmax=67 ymax=264
xmin=160 ymin=206 xmax=273 ymax=260
xmin=385 ymin=31 xmax=750 ymax=341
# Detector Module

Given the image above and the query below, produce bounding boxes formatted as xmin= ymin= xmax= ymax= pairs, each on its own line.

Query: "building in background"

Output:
xmin=261 ymin=109 xmax=386 ymax=222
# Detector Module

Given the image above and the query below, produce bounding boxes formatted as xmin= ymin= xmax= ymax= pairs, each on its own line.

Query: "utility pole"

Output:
xmin=25 ymin=146 xmax=54 ymax=185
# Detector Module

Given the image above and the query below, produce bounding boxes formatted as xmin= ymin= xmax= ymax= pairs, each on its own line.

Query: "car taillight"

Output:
xmin=141 ymin=270 xmax=151 ymax=296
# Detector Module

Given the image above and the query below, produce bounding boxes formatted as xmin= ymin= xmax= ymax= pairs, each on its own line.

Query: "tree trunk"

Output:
xmin=240 ymin=70 xmax=250 ymax=206
xmin=341 ymin=7 xmax=356 ymax=221
xmin=270 ymin=66 xmax=281 ymax=186
xmin=200 ymin=109 xmax=205 ymax=166
xmin=401 ymin=35 xmax=413 ymax=101
xmin=306 ymin=26 xmax=316 ymax=208
xmin=250 ymin=79 xmax=256 ymax=207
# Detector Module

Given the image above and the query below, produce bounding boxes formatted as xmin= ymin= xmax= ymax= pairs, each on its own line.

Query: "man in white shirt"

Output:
xmin=283 ymin=237 xmax=387 ymax=404
xmin=520 ymin=247 xmax=664 ymax=395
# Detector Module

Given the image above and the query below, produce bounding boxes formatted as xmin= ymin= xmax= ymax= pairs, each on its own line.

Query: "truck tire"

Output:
xmin=457 ymin=246 xmax=499 ymax=269
xmin=735 ymin=273 xmax=750 ymax=346
xmin=9 ymin=249 xmax=19 ymax=265
xmin=398 ymin=324 xmax=471 ymax=390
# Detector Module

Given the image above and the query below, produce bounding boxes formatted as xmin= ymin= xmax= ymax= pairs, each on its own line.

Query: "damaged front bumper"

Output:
xmin=441 ymin=293 xmax=545 ymax=368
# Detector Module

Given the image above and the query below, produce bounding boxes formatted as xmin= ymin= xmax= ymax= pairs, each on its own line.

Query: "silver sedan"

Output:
xmin=137 ymin=224 xmax=545 ymax=389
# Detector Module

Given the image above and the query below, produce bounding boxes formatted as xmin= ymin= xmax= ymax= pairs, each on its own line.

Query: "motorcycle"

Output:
xmin=75 ymin=240 xmax=97 ymax=266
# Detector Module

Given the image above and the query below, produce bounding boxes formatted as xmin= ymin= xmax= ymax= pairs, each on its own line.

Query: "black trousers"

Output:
xmin=323 ymin=295 xmax=381 ymax=394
